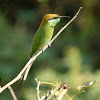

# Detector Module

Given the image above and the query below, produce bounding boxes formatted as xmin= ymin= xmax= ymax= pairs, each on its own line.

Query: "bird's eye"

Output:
xmin=52 ymin=17 xmax=58 ymax=19
xmin=49 ymin=17 xmax=58 ymax=20
xmin=52 ymin=17 xmax=56 ymax=19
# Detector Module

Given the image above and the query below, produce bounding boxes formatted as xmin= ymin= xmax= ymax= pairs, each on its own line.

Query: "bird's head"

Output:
xmin=40 ymin=14 xmax=70 ymax=28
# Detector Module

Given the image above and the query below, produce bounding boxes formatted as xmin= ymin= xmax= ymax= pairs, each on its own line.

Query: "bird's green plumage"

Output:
xmin=30 ymin=14 xmax=60 ymax=58
xmin=18 ymin=14 xmax=62 ymax=93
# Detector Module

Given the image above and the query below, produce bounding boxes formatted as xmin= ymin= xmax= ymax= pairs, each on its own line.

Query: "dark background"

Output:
xmin=0 ymin=0 xmax=100 ymax=100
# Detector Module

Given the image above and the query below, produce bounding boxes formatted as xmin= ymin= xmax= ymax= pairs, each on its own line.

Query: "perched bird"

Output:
xmin=17 ymin=14 xmax=70 ymax=95
xmin=25 ymin=14 xmax=70 ymax=79
xmin=30 ymin=14 xmax=62 ymax=57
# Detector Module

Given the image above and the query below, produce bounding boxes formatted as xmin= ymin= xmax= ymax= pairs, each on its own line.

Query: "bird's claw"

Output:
xmin=48 ymin=43 xmax=51 ymax=48
xmin=42 ymin=49 xmax=44 ymax=53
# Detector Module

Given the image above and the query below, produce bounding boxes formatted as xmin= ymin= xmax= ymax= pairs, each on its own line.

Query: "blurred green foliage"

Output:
xmin=0 ymin=0 xmax=100 ymax=100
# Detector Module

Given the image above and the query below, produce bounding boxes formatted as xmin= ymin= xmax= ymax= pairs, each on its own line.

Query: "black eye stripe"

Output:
xmin=52 ymin=17 xmax=58 ymax=19
xmin=52 ymin=17 xmax=56 ymax=19
xmin=49 ymin=17 xmax=58 ymax=20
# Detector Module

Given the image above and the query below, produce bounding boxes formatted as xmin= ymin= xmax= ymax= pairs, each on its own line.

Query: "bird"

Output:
xmin=30 ymin=14 xmax=66 ymax=57
xmin=25 ymin=14 xmax=70 ymax=80
xmin=17 ymin=14 xmax=70 ymax=96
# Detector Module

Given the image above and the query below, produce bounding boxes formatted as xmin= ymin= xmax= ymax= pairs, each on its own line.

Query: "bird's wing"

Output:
xmin=30 ymin=28 xmax=44 ymax=58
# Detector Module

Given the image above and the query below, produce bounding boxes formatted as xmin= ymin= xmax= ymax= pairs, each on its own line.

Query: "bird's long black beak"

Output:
xmin=59 ymin=16 xmax=71 ymax=18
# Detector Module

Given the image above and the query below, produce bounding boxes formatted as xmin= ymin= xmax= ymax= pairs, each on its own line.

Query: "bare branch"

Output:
xmin=23 ymin=63 xmax=32 ymax=80
xmin=35 ymin=78 xmax=41 ymax=100
xmin=0 ymin=56 xmax=36 ymax=93
xmin=8 ymin=86 xmax=18 ymax=100
xmin=0 ymin=7 xmax=82 ymax=93
xmin=50 ymin=7 xmax=83 ymax=44
xmin=46 ymin=90 xmax=54 ymax=100
xmin=41 ymin=95 xmax=46 ymax=100
xmin=35 ymin=78 xmax=54 ymax=100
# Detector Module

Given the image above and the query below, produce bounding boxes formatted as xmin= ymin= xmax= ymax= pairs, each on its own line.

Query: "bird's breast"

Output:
xmin=39 ymin=24 xmax=54 ymax=48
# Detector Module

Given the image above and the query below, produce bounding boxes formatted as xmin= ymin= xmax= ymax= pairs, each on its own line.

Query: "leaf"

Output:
xmin=71 ymin=80 xmax=97 ymax=99
xmin=56 ymin=80 xmax=62 ymax=86
xmin=77 ymin=85 xmax=86 ymax=93
xmin=77 ymin=80 xmax=96 ymax=94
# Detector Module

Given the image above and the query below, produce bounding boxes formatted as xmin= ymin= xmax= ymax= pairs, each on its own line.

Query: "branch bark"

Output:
xmin=8 ymin=86 xmax=18 ymax=100
xmin=35 ymin=78 xmax=41 ymax=100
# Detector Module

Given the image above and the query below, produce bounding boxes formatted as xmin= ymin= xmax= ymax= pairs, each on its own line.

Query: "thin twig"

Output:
xmin=41 ymin=94 xmax=46 ymax=100
xmin=0 ymin=7 xmax=82 ymax=93
xmin=35 ymin=78 xmax=54 ymax=100
xmin=50 ymin=7 xmax=83 ymax=44
xmin=0 ymin=56 xmax=36 ymax=93
xmin=46 ymin=92 xmax=54 ymax=100
xmin=23 ymin=63 xmax=32 ymax=80
xmin=65 ymin=94 xmax=72 ymax=100
xmin=40 ymin=82 xmax=56 ymax=87
xmin=35 ymin=78 xmax=41 ymax=100
xmin=8 ymin=86 xmax=18 ymax=100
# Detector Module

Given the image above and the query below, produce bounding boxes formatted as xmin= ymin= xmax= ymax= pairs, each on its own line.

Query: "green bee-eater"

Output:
xmin=23 ymin=14 xmax=70 ymax=79
xmin=24 ymin=14 xmax=70 ymax=79
xmin=18 ymin=14 xmax=69 ymax=93
xmin=30 ymin=14 xmax=69 ymax=57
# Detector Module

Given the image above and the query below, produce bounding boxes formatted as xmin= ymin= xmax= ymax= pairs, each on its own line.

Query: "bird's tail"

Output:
xmin=17 ymin=57 xmax=36 ymax=98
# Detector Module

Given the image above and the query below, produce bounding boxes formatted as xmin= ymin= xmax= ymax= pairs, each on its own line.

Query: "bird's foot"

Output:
xmin=42 ymin=49 xmax=44 ymax=53
xmin=48 ymin=43 xmax=51 ymax=48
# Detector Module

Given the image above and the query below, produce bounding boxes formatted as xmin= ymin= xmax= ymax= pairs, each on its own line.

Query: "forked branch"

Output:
xmin=0 ymin=7 xmax=83 ymax=93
